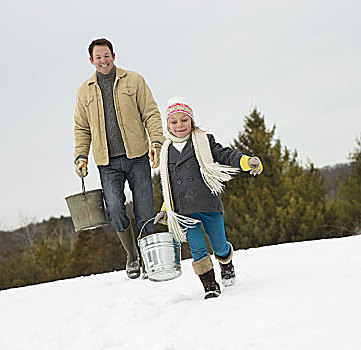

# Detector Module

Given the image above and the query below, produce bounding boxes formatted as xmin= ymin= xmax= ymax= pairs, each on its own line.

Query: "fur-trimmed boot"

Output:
xmin=116 ymin=225 xmax=140 ymax=279
xmin=215 ymin=242 xmax=236 ymax=287
xmin=192 ymin=254 xmax=221 ymax=299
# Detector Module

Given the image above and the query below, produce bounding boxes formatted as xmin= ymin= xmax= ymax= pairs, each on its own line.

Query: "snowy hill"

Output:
xmin=1 ymin=236 xmax=360 ymax=350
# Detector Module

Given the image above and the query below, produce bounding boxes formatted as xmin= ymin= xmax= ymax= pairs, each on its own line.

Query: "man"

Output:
xmin=74 ymin=38 xmax=165 ymax=279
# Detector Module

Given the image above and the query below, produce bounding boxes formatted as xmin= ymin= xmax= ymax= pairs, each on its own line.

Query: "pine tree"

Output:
xmin=222 ymin=109 xmax=284 ymax=248
xmin=277 ymin=162 xmax=327 ymax=243
xmin=334 ymin=136 xmax=361 ymax=234
xmin=222 ymin=108 xmax=328 ymax=249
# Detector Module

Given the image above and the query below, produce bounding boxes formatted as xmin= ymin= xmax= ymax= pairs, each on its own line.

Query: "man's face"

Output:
xmin=89 ymin=45 xmax=115 ymax=74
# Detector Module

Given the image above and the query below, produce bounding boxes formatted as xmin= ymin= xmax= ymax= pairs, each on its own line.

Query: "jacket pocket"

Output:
xmin=118 ymin=87 xmax=137 ymax=109
xmin=119 ymin=87 xmax=136 ymax=96
xmin=82 ymin=96 xmax=94 ymax=106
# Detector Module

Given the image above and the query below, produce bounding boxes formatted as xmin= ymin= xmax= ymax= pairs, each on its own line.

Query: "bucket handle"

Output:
xmin=80 ymin=173 xmax=87 ymax=199
xmin=138 ymin=217 xmax=155 ymax=241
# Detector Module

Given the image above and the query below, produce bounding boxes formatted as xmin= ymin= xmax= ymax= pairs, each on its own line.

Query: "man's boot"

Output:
xmin=192 ymin=254 xmax=221 ymax=299
xmin=116 ymin=225 xmax=140 ymax=279
xmin=141 ymin=258 xmax=148 ymax=280
xmin=215 ymin=242 xmax=236 ymax=287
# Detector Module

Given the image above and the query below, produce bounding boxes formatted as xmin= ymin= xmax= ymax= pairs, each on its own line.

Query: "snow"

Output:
xmin=1 ymin=236 xmax=361 ymax=350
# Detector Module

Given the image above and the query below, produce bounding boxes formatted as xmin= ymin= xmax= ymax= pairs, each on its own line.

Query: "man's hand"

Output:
xmin=248 ymin=156 xmax=263 ymax=176
xmin=150 ymin=143 xmax=162 ymax=169
xmin=75 ymin=158 xmax=88 ymax=177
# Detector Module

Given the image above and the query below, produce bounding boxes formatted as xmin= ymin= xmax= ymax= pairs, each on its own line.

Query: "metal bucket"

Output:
xmin=138 ymin=219 xmax=182 ymax=282
xmin=65 ymin=176 xmax=108 ymax=232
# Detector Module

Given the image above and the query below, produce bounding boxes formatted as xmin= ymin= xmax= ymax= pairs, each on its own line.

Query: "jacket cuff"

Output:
xmin=150 ymin=135 xmax=166 ymax=145
xmin=74 ymin=155 xmax=88 ymax=164
xmin=151 ymin=141 xmax=163 ymax=149
xmin=240 ymin=155 xmax=251 ymax=171
xmin=151 ymin=140 xmax=163 ymax=146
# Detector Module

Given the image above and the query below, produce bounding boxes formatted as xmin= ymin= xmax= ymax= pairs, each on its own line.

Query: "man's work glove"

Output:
xmin=150 ymin=142 xmax=162 ymax=169
xmin=240 ymin=155 xmax=263 ymax=176
xmin=154 ymin=203 xmax=167 ymax=225
xmin=75 ymin=158 xmax=88 ymax=177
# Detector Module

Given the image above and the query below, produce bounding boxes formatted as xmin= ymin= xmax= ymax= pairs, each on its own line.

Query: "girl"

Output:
xmin=155 ymin=97 xmax=262 ymax=299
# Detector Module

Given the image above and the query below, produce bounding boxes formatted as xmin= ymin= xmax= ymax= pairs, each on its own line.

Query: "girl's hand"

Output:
xmin=248 ymin=156 xmax=263 ymax=176
xmin=154 ymin=211 xmax=168 ymax=225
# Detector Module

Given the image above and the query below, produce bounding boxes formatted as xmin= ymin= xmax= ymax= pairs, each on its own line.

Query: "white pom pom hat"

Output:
xmin=166 ymin=96 xmax=194 ymax=120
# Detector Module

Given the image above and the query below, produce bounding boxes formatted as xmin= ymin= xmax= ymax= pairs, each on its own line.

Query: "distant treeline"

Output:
xmin=0 ymin=109 xmax=360 ymax=291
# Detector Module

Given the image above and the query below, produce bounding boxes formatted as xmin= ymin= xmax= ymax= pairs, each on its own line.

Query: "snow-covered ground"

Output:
xmin=1 ymin=235 xmax=360 ymax=350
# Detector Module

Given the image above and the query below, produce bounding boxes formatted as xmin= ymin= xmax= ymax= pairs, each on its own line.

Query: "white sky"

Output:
xmin=1 ymin=0 xmax=361 ymax=229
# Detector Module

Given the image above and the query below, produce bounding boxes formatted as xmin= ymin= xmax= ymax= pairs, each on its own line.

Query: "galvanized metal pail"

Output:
xmin=138 ymin=219 xmax=182 ymax=282
xmin=65 ymin=176 xmax=108 ymax=232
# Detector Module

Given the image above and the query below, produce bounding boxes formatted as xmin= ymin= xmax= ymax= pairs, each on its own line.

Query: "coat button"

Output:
xmin=188 ymin=177 xmax=193 ymax=182
xmin=186 ymin=164 xmax=191 ymax=168
xmin=180 ymin=193 xmax=184 ymax=198
xmin=175 ymin=167 xmax=180 ymax=172
xmin=177 ymin=179 xmax=182 ymax=184
xmin=189 ymin=190 xmax=194 ymax=195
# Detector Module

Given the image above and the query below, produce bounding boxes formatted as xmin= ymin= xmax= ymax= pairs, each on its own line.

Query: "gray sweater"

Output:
xmin=97 ymin=67 xmax=126 ymax=157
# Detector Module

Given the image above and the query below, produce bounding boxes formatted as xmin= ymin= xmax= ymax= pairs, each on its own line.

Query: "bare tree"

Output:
xmin=16 ymin=213 xmax=37 ymax=263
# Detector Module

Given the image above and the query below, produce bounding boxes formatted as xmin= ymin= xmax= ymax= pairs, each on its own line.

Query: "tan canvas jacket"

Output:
xmin=74 ymin=67 xmax=165 ymax=165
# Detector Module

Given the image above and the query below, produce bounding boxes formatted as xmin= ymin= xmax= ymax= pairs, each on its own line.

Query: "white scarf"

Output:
xmin=160 ymin=128 xmax=239 ymax=242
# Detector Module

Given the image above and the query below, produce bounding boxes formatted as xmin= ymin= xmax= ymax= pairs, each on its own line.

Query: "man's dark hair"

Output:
xmin=88 ymin=38 xmax=114 ymax=60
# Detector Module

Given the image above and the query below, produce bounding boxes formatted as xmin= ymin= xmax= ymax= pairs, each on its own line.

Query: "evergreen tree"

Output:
xmin=222 ymin=108 xmax=328 ymax=249
xmin=277 ymin=162 xmax=327 ymax=243
xmin=333 ymin=136 xmax=361 ymax=234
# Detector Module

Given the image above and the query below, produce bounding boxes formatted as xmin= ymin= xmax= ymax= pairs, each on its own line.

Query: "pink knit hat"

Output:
xmin=166 ymin=96 xmax=194 ymax=120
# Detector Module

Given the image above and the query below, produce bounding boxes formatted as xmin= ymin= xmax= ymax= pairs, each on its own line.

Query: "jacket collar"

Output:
xmin=169 ymin=139 xmax=194 ymax=166
xmin=87 ymin=66 xmax=126 ymax=85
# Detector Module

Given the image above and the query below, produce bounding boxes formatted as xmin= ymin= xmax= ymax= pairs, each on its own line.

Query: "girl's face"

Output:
xmin=168 ymin=112 xmax=192 ymax=138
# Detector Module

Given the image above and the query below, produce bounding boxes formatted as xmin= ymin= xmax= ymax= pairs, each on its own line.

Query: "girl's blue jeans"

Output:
xmin=186 ymin=212 xmax=230 ymax=262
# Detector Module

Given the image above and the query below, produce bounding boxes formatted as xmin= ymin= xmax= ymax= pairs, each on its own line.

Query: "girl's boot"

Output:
xmin=215 ymin=242 xmax=236 ymax=287
xmin=192 ymin=254 xmax=221 ymax=299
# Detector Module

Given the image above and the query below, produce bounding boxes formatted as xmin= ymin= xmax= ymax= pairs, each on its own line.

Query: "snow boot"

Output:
xmin=116 ymin=225 xmax=140 ymax=279
xmin=219 ymin=261 xmax=235 ymax=287
xmin=192 ymin=254 xmax=221 ymax=299
xmin=199 ymin=269 xmax=221 ymax=299
xmin=215 ymin=242 xmax=236 ymax=287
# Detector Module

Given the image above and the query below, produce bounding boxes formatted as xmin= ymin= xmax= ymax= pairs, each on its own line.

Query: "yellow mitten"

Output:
xmin=240 ymin=155 xmax=263 ymax=176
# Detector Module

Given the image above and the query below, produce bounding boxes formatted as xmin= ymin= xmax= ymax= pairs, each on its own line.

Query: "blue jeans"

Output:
xmin=186 ymin=212 xmax=230 ymax=262
xmin=98 ymin=153 xmax=154 ymax=234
